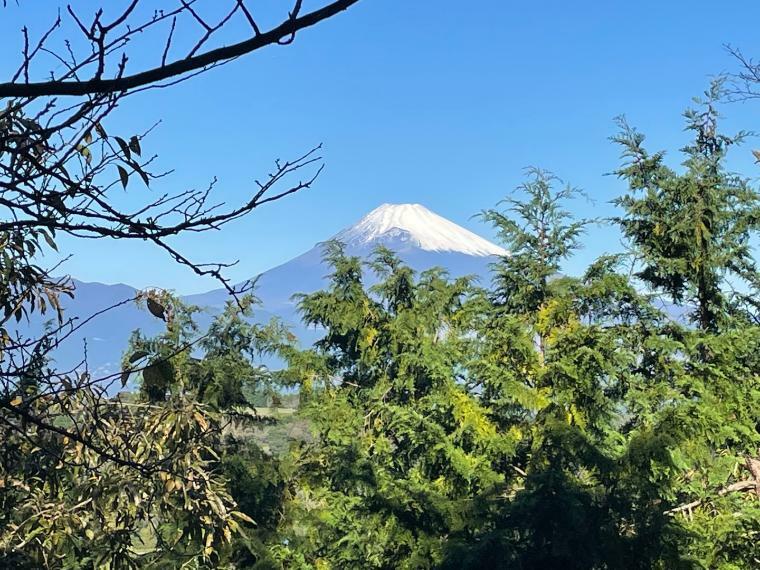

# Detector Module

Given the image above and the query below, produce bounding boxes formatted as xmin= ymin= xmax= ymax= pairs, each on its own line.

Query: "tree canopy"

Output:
xmin=1 ymin=2 xmax=759 ymax=566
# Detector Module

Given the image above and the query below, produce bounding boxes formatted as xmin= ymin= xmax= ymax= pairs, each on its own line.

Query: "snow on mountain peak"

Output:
xmin=333 ymin=203 xmax=507 ymax=257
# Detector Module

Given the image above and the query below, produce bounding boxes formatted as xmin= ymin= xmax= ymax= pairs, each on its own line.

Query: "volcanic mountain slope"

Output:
xmin=25 ymin=204 xmax=507 ymax=376
xmin=186 ymin=203 xmax=506 ymax=317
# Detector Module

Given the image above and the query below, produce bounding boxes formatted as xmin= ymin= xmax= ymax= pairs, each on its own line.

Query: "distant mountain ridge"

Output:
xmin=22 ymin=203 xmax=507 ymax=377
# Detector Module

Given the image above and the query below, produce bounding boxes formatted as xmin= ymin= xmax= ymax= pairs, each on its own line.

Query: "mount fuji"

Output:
xmin=186 ymin=203 xmax=506 ymax=316
xmin=23 ymin=204 xmax=507 ymax=376
xmin=335 ymin=203 xmax=505 ymax=257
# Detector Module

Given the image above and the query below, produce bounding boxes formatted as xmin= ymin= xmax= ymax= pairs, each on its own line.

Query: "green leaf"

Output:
xmin=77 ymin=144 xmax=92 ymax=164
xmin=133 ymin=163 xmax=150 ymax=187
xmin=129 ymin=135 xmax=142 ymax=156
xmin=115 ymin=136 xmax=131 ymax=160
xmin=129 ymin=350 xmax=149 ymax=363
xmin=117 ymin=165 xmax=129 ymax=189
xmin=231 ymin=510 xmax=255 ymax=524
xmin=41 ymin=230 xmax=57 ymax=252
xmin=146 ymin=298 xmax=165 ymax=320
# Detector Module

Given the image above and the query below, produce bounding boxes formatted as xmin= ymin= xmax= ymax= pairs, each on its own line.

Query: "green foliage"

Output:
xmin=479 ymin=167 xmax=590 ymax=318
xmin=264 ymin=98 xmax=759 ymax=568
xmin=0 ymin=289 xmax=295 ymax=568
xmin=0 ymin=227 xmax=70 ymax=343
xmin=613 ymin=82 xmax=760 ymax=331
xmin=274 ymin=244 xmax=507 ymax=568
xmin=4 ymin=88 xmax=759 ymax=570
xmin=0 ymin=388 xmax=244 ymax=569
xmin=122 ymin=291 xmax=299 ymax=568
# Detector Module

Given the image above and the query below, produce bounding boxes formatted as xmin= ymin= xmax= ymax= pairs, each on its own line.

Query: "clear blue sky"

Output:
xmin=3 ymin=1 xmax=760 ymax=293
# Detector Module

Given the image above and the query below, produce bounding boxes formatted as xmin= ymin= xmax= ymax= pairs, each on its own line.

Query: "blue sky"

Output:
xmin=3 ymin=1 xmax=760 ymax=293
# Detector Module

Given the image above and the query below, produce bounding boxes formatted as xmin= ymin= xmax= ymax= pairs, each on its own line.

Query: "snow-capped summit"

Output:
xmin=333 ymin=203 xmax=507 ymax=257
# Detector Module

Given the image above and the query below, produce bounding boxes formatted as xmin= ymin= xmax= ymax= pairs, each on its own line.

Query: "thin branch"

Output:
xmin=665 ymin=479 xmax=760 ymax=516
xmin=0 ymin=0 xmax=361 ymax=97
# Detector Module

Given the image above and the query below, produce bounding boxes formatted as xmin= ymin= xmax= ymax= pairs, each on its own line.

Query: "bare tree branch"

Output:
xmin=0 ymin=0 xmax=360 ymax=478
xmin=0 ymin=0 xmax=361 ymax=97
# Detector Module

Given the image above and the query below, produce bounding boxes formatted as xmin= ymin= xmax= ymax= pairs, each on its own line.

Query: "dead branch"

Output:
xmin=664 ymin=456 xmax=760 ymax=515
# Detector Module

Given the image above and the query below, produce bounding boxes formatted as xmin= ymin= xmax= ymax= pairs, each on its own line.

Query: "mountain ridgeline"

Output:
xmin=32 ymin=204 xmax=507 ymax=377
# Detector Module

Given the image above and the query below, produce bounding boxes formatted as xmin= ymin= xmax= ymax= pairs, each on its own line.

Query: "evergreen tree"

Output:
xmin=613 ymin=82 xmax=760 ymax=332
xmin=445 ymin=170 xmax=688 ymax=569
xmin=611 ymin=87 xmax=760 ymax=568
xmin=274 ymin=243 xmax=507 ymax=568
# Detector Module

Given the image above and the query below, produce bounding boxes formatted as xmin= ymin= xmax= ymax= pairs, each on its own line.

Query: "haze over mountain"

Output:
xmin=25 ymin=204 xmax=507 ymax=377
